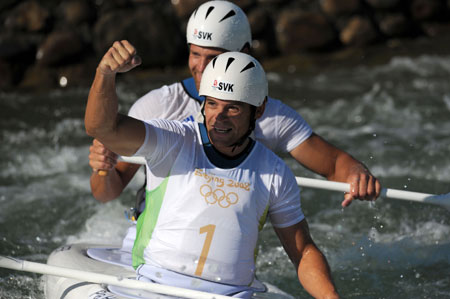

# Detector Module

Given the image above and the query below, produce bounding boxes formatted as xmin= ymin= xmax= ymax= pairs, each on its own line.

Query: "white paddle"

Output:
xmin=0 ymin=256 xmax=233 ymax=299
xmin=295 ymin=177 xmax=450 ymax=209
xmin=119 ymin=156 xmax=450 ymax=209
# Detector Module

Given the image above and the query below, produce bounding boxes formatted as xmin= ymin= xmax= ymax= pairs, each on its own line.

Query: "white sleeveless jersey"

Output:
xmin=132 ymin=120 xmax=304 ymax=286
xmin=128 ymin=79 xmax=312 ymax=153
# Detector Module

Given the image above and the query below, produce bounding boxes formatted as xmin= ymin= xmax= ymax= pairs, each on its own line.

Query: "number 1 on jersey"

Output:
xmin=195 ymin=224 xmax=216 ymax=276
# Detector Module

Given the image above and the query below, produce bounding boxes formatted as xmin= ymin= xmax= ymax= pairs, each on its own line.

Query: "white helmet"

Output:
xmin=186 ymin=0 xmax=252 ymax=51
xmin=199 ymin=52 xmax=267 ymax=107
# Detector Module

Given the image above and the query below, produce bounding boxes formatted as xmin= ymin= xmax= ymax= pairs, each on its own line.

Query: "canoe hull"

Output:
xmin=43 ymin=243 xmax=135 ymax=299
xmin=43 ymin=243 xmax=295 ymax=299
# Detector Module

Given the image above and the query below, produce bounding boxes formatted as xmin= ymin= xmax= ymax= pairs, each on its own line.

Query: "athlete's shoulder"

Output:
xmin=265 ymin=96 xmax=298 ymax=114
xmin=148 ymin=118 xmax=195 ymax=131
xmin=128 ymin=82 xmax=187 ymax=120
xmin=252 ymin=141 xmax=286 ymax=165
xmin=136 ymin=82 xmax=181 ymax=103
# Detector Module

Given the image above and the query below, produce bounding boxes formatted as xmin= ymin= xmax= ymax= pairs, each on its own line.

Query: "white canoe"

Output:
xmin=44 ymin=243 xmax=136 ymax=299
xmin=43 ymin=243 xmax=295 ymax=299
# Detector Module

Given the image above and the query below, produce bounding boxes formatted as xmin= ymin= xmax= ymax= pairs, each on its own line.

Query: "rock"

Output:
xmin=36 ymin=30 xmax=85 ymax=66
xmin=248 ymin=7 xmax=271 ymax=35
xmin=250 ymin=39 xmax=271 ymax=60
xmin=0 ymin=35 xmax=37 ymax=60
xmin=232 ymin=0 xmax=255 ymax=10
xmin=366 ymin=0 xmax=402 ymax=10
xmin=20 ymin=64 xmax=58 ymax=89
xmin=0 ymin=0 xmax=21 ymax=12
xmin=4 ymin=0 xmax=50 ymax=32
xmin=56 ymin=58 xmax=97 ymax=88
xmin=320 ymin=0 xmax=361 ymax=17
xmin=247 ymin=7 xmax=278 ymax=56
xmin=257 ymin=0 xmax=288 ymax=5
xmin=0 ymin=35 xmax=38 ymax=86
xmin=171 ymin=0 xmax=255 ymax=21
xmin=421 ymin=22 xmax=450 ymax=37
xmin=172 ymin=0 xmax=205 ymax=20
xmin=93 ymin=4 xmax=185 ymax=68
xmin=58 ymin=0 xmax=97 ymax=26
xmin=0 ymin=0 xmax=449 ymax=90
xmin=0 ymin=59 xmax=13 ymax=89
xmin=377 ymin=14 xmax=413 ymax=37
xmin=410 ymin=0 xmax=445 ymax=21
xmin=340 ymin=16 xmax=380 ymax=46
xmin=276 ymin=9 xmax=337 ymax=53
xmin=94 ymin=0 xmax=132 ymax=15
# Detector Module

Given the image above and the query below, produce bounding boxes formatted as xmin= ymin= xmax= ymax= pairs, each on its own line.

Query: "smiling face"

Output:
xmin=188 ymin=44 xmax=226 ymax=92
xmin=204 ymin=97 xmax=266 ymax=157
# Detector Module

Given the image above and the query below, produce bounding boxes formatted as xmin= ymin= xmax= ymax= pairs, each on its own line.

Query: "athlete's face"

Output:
xmin=188 ymin=44 xmax=226 ymax=91
xmin=204 ymin=97 xmax=265 ymax=157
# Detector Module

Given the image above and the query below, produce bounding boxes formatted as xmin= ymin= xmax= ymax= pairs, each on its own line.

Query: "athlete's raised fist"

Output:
xmin=97 ymin=40 xmax=142 ymax=75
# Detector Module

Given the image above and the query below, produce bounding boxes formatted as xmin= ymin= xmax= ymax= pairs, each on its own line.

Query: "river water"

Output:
xmin=0 ymin=54 xmax=449 ymax=298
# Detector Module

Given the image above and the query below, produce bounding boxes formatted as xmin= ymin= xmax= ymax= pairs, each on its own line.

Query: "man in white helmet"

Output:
xmin=85 ymin=45 xmax=340 ymax=298
xmin=90 ymin=0 xmax=380 ymax=204
xmin=88 ymin=0 xmax=380 ymax=245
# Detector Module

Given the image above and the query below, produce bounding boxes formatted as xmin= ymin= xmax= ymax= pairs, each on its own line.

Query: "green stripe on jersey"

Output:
xmin=132 ymin=176 xmax=169 ymax=269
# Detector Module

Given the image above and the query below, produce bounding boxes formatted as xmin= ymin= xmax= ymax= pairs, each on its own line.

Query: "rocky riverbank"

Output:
xmin=1 ymin=0 xmax=450 ymax=91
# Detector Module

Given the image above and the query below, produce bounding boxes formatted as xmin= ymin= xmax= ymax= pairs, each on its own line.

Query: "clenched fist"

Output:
xmin=97 ymin=40 xmax=142 ymax=75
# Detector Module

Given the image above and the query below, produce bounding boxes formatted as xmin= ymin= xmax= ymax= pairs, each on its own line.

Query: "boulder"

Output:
xmin=257 ymin=0 xmax=289 ymax=5
xmin=248 ymin=7 xmax=271 ymax=35
xmin=276 ymin=9 xmax=337 ymax=53
xmin=172 ymin=0 xmax=205 ymax=20
xmin=57 ymin=0 xmax=97 ymax=26
xmin=320 ymin=0 xmax=361 ymax=17
xmin=410 ymin=0 xmax=445 ymax=21
xmin=20 ymin=64 xmax=57 ymax=89
xmin=340 ymin=16 xmax=379 ymax=46
xmin=366 ymin=0 xmax=402 ymax=10
xmin=247 ymin=7 xmax=278 ymax=57
xmin=0 ymin=59 xmax=13 ymax=89
xmin=377 ymin=14 xmax=413 ymax=37
xmin=93 ymin=5 xmax=185 ymax=68
xmin=4 ymin=0 xmax=50 ymax=32
xmin=421 ymin=22 xmax=450 ymax=37
xmin=232 ymin=0 xmax=255 ymax=10
xmin=36 ymin=30 xmax=85 ymax=66
xmin=0 ymin=35 xmax=38 ymax=86
xmin=94 ymin=0 xmax=132 ymax=15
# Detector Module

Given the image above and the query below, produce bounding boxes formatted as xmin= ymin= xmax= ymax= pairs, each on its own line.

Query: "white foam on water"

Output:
xmin=52 ymin=118 xmax=86 ymax=138
xmin=1 ymin=146 xmax=88 ymax=179
xmin=65 ymin=200 xmax=131 ymax=246
xmin=0 ymin=274 xmax=44 ymax=299
xmin=63 ymin=169 xmax=145 ymax=246
xmin=369 ymin=220 xmax=450 ymax=245
xmin=444 ymin=94 xmax=450 ymax=111
xmin=360 ymin=55 xmax=450 ymax=81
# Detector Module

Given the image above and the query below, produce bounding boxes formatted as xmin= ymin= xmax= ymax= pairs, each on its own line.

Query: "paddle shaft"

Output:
xmin=119 ymin=156 xmax=450 ymax=208
xmin=0 ymin=256 xmax=233 ymax=299
xmin=296 ymin=177 xmax=450 ymax=208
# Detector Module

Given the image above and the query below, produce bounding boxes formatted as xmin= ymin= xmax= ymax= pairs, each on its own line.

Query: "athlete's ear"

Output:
xmin=255 ymin=97 xmax=267 ymax=119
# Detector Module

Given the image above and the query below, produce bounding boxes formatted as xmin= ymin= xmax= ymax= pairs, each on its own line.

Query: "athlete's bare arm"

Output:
xmin=290 ymin=133 xmax=381 ymax=207
xmin=85 ymin=40 xmax=145 ymax=158
xmin=274 ymin=220 xmax=339 ymax=298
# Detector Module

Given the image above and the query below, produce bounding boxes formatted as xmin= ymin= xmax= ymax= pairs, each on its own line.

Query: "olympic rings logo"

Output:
xmin=200 ymin=184 xmax=239 ymax=208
